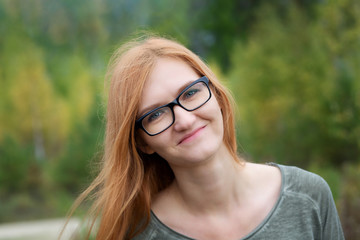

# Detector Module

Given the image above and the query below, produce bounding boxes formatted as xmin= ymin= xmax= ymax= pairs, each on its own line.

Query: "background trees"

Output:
xmin=0 ymin=0 xmax=359 ymax=238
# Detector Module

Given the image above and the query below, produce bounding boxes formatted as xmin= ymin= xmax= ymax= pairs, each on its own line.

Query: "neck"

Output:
xmin=169 ymin=144 xmax=246 ymax=215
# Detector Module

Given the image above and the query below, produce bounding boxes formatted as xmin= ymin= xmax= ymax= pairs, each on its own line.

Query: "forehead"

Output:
xmin=146 ymin=57 xmax=199 ymax=90
xmin=138 ymin=58 xmax=200 ymax=112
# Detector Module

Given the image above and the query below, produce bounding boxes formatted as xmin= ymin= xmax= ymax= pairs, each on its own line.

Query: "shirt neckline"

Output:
xmin=150 ymin=163 xmax=285 ymax=240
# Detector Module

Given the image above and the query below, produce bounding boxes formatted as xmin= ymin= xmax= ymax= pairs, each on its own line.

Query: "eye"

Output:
xmin=146 ymin=108 xmax=166 ymax=123
xmin=182 ymin=88 xmax=200 ymax=99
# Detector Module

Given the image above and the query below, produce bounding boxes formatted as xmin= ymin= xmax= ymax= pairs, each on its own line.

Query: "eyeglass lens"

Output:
xmin=142 ymin=81 xmax=210 ymax=135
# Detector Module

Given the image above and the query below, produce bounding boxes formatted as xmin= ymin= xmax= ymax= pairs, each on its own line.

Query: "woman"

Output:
xmin=67 ymin=36 xmax=344 ymax=240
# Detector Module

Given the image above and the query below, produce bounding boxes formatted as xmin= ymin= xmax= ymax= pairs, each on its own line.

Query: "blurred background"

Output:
xmin=0 ymin=0 xmax=359 ymax=239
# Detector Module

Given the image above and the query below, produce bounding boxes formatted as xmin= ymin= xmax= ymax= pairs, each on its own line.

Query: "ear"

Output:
xmin=136 ymin=134 xmax=155 ymax=155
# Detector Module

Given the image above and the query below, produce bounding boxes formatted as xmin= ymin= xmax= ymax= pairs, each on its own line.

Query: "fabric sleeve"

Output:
xmin=317 ymin=176 xmax=345 ymax=240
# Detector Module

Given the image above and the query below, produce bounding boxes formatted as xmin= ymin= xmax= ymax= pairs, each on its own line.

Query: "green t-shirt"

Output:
xmin=132 ymin=164 xmax=344 ymax=239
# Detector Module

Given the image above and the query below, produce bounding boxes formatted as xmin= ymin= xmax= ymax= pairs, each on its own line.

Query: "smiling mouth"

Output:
xmin=178 ymin=126 xmax=206 ymax=145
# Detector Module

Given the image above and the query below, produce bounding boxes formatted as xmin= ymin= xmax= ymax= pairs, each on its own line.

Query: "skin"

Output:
xmin=138 ymin=57 xmax=282 ymax=240
xmin=138 ymin=58 xmax=225 ymax=167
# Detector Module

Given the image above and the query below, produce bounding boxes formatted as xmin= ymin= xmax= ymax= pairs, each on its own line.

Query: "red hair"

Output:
xmin=63 ymin=36 xmax=241 ymax=240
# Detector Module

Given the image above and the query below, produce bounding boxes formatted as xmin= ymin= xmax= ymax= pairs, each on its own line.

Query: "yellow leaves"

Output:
xmin=49 ymin=98 xmax=71 ymax=146
xmin=8 ymin=50 xmax=51 ymax=140
xmin=67 ymin=56 xmax=94 ymax=125
xmin=0 ymin=32 xmax=96 ymax=158
xmin=3 ymin=42 xmax=71 ymax=152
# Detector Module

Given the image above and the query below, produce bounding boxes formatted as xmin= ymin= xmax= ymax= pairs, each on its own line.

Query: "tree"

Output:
xmin=229 ymin=1 xmax=360 ymax=167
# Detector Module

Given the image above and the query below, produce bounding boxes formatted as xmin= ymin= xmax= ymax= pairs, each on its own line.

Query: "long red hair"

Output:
xmin=64 ymin=36 xmax=240 ymax=240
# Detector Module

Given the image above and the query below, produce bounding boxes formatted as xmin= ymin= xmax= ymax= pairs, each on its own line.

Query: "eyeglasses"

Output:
xmin=136 ymin=76 xmax=212 ymax=136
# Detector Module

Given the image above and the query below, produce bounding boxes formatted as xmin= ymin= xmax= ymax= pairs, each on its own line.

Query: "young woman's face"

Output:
xmin=137 ymin=57 xmax=225 ymax=167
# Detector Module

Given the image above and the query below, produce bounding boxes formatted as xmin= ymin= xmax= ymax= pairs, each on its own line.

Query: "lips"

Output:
xmin=178 ymin=126 xmax=206 ymax=145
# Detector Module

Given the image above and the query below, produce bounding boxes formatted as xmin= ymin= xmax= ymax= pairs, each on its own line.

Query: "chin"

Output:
xmin=180 ymin=138 xmax=224 ymax=164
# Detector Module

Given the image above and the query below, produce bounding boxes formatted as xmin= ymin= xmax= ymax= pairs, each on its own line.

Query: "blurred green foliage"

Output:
xmin=230 ymin=0 xmax=360 ymax=168
xmin=0 ymin=0 xmax=359 ymax=238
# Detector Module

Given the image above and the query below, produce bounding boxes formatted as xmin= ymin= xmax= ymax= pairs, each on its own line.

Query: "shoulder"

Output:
xmin=277 ymin=164 xmax=334 ymax=209
xmin=273 ymin=164 xmax=345 ymax=239
xmin=280 ymin=164 xmax=330 ymax=192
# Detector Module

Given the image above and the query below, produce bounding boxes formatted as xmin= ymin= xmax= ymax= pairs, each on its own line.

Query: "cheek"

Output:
xmin=210 ymin=99 xmax=225 ymax=137
xmin=138 ymin=132 xmax=158 ymax=154
xmin=209 ymin=97 xmax=223 ymax=121
xmin=215 ymin=109 xmax=225 ymax=136
xmin=140 ymin=131 xmax=172 ymax=154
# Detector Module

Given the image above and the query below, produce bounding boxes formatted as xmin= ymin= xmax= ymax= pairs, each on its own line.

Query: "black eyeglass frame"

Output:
xmin=135 ymin=76 xmax=211 ymax=136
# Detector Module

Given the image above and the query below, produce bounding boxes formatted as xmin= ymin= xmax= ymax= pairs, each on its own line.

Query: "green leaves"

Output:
xmin=229 ymin=1 xmax=360 ymax=167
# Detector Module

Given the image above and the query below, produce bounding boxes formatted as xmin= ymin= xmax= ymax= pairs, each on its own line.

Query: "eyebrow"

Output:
xmin=137 ymin=78 xmax=198 ymax=118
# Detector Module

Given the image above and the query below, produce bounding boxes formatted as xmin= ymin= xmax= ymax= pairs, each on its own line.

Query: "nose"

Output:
xmin=172 ymin=105 xmax=196 ymax=132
